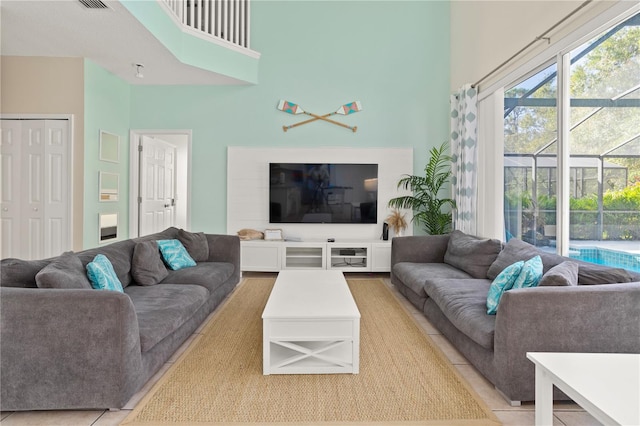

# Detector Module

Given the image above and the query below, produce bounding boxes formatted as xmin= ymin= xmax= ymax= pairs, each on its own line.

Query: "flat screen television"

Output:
xmin=269 ymin=163 xmax=378 ymax=224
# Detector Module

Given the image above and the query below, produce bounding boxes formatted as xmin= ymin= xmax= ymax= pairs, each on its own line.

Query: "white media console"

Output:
xmin=241 ymin=239 xmax=392 ymax=272
xmin=228 ymin=147 xmax=412 ymax=273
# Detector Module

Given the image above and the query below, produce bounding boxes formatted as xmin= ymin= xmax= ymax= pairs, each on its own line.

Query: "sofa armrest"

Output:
xmin=0 ymin=287 xmax=142 ymax=410
xmin=493 ymin=282 xmax=640 ymax=401
xmin=205 ymin=234 xmax=240 ymax=265
xmin=205 ymin=234 xmax=241 ymax=284
xmin=391 ymin=235 xmax=451 ymax=264
xmin=390 ymin=235 xmax=450 ymax=285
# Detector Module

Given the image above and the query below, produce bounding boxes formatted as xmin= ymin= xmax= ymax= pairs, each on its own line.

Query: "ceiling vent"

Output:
xmin=78 ymin=0 xmax=109 ymax=9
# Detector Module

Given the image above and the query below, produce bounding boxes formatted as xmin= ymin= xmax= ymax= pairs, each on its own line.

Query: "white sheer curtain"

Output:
xmin=450 ymin=84 xmax=478 ymax=235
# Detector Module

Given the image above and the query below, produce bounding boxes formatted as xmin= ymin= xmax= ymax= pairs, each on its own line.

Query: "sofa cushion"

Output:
xmin=125 ymin=284 xmax=209 ymax=352
xmin=35 ymin=252 xmax=92 ymax=289
xmin=86 ymin=254 xmax=124 ymax=293
xmin=157 ymin=239 xmax=197 ymax=270
xmin=486 ymin=238 xmax=565 ymax=280
xmin=132 ymin=241 xmax=168 ymax=286
xmin=486 ymin=261 xmax=524 ymax=315
xmin=424 ymin=278 xmax=496 ymax=350
xmin=512 ymin=255 xmax=543 ymax=289
xmin=577 ymin=263 xmax=632 ymax=285
xmin=393 ymin=262 xmax=473 ymax=297
xmin=444 ymin=231 xmax=502 ymax=278
xmin=161 ymin=262 xmax=235 ymax=294
xmin=1 ymin=258 xmax=51 ymax=288
xmin=77 ymin=239 xmax=137 ymax=288
xmin=178 ymin=229 xmax=209 ymax=262
xmin=539 ymin=261 xmax=579 ymax=286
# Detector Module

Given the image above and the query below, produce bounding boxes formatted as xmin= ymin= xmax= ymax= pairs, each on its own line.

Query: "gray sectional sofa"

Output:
xmin=391 ymin=231 xmax=640 ymax=404
xmin=0 ymin=227 xmax=240 ymax=411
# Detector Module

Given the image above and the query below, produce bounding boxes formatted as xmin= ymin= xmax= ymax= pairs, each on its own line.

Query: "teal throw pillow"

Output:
xmin=86 ymin=254 xmax=124 ymax=292
xmin=157 ymin=239 xmax=197 ymax=270
xmin=512 ymin=255 xmax=543 ymax=289
xmin=486 ymin=260 xmax=524 ymax=315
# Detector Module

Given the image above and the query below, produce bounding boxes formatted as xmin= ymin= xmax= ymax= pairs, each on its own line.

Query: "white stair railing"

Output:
xmin=160 ymin=0 xmax=251 ymax=50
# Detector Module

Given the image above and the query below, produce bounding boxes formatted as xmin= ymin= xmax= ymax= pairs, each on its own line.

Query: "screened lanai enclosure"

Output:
xmin=503 ymin=12 xmax=640 ymax=272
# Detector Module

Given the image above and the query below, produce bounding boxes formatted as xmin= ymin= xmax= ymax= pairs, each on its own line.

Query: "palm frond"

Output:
xmin=387 ymin=141 xmax=455 ymax=235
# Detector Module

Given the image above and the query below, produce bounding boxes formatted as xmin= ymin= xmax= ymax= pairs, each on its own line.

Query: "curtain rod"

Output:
xmin=471 ymin=0 xmax=594 ymax=89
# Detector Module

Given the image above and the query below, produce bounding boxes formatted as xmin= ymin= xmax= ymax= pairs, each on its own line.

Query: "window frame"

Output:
xmin=477 ymin=3 xmax=640 ymax=253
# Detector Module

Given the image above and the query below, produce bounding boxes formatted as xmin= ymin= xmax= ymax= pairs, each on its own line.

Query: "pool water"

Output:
xmin=569 ymin=247 xmax=640 ymax=273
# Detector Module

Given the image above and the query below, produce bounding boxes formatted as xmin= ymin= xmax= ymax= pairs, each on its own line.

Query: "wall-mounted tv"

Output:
xmin=269 ymin=163 xmax=378 ymax=224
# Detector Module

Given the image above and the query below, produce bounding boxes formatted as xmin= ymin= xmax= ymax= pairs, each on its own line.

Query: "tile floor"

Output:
xmin=0 ymin=273 xmax=601 ymax=426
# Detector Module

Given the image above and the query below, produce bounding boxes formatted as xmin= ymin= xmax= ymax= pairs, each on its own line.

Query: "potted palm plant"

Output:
xmin=388 ymin=141 xmax=456 ymax=235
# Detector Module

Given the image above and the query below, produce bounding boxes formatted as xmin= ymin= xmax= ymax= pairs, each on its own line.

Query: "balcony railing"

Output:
xmin=161 ymin=0 xmax=251 ymax=51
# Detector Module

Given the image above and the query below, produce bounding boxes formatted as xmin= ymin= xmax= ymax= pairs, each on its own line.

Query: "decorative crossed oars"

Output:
xmin=278 ymin=100 xmax=362 ymax=132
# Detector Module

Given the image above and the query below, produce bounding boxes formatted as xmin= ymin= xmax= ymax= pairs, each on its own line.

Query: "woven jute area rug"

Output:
xmin=122 ymin=277 xmax=500 ymax=425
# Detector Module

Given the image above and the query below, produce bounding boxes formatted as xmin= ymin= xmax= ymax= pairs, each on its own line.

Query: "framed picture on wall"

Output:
xmin=99 ymin=130 xmax=120 ymax=163
xmin=99 ymin=172 xmax=119 ymax=202
xmin=99 ymin=213 xmax=118 ymax=243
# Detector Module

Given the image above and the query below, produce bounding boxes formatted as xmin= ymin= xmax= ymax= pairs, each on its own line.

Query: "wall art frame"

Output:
xmin=99 ymin=172 xmax=119 ymax=202
xmin=99 ymin=212 xmax=118 ymax=244
xmin=99 ymin=130 xmax=120 ymax=163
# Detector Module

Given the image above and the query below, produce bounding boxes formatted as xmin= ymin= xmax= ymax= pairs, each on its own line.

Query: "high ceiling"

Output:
xmin=1 ymin=0 xmax=246 ymax=85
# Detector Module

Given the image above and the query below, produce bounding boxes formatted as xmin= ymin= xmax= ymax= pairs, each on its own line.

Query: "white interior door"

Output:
xmin=1 ymin=120 xmax=23 ymax=258
xmin=0 ymin=119 xmax=70 ymax=259
xmin=43 ymin=120 xmax=70 ymax=257
xmin=22 ymin=120 xmax=45 ymax=260
xmin=139 ymin=135 xmax=177 ymax=236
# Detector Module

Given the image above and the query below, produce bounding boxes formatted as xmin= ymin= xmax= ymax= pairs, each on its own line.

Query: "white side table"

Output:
xmin=527 ymin=352 xmax=640 ymax=426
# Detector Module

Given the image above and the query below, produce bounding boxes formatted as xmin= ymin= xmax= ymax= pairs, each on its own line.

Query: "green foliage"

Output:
xmin=570 ymin=195 xmax=598 ymax=211
xmin=603 ymin=182 xmax=640 ymax=210
xmin=507 ymin=183 xmax=640 ymax=240
xmin=504 ymin=21 xmax=640 ymax=179
xmin=388 ymin=141 xmax=456 ymax=235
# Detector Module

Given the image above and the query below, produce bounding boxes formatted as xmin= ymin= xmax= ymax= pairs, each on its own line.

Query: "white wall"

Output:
xmin=227 ymin=147 xmax=413 ymax=241
xmin=450 ymin=0 xmax=625 ymax=91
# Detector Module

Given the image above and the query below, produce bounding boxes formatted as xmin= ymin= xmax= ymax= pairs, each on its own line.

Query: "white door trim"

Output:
xmin=0 ymin=114 xmax=74 ymax=256
xmin=129 ymin=129 xmax=192 ymax=238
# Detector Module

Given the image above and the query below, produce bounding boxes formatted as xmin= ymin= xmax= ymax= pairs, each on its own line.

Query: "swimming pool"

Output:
xmin=569 ymin=247 xmax=640 ymax=273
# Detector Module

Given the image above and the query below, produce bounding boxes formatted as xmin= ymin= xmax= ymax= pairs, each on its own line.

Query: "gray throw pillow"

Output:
xmin=443 ymin=230 xmax=502 ymax=278
xmin=177 ymin=229 xmax=209 ymax=262
xmin=487 ymin=238 xmax=576 ymax=280
xmin=35 ymin=251 xmax=92 ymax=289
xmin=539 ymin=261 xmax=579 ymax=286
xmin=1 ymin=258 xmax=51 ymax=288
xmin=577 ymin=264 xmax=632 ymax=285
xmin=132 ymin=241 xmax=169 ymax=286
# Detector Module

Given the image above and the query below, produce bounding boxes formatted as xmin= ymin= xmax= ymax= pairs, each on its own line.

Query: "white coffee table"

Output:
xmin=527 ymin=352 xmax=640 ymax=426
xmin=262 ymin=270 xmax=361 ymax=375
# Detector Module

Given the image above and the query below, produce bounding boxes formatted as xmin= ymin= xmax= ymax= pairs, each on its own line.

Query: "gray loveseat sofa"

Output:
xmin=391 ymin=231 xmax=640 ymax=404
xmin=0 ymin=227 xmax=240 ymax=411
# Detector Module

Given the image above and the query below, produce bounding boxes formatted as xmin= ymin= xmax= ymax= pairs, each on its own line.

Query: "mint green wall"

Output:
xmin=84 ymin=59 xmax=131 ymax=248
xmin=130 ymin=1 xmax=450 ymax=234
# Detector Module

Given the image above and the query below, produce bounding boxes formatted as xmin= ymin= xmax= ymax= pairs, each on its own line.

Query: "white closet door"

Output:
xmin=22 ymin=120 xmax=45 ymax=260
xmin=0 ymin=119 xmax=70 ymax=259
xmin=139 ymin=136 xmax=176 ymax=236
xmin=0 ymin=120 xmax=23 ymax=258
xmin=43 ymin=120 xmax=69 ymax=258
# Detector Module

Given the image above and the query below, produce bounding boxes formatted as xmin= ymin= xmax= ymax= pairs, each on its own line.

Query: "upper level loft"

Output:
xmin=161 ymin=0 xmax=254 ymax=52
xmin=0 ymin=0 xmax=261 ymax=85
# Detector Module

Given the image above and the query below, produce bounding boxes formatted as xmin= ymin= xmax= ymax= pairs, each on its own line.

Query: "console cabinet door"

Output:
xmin=241 ymin=242 xmax=281 ymax=272
xmin=370 ymin=242 xmax=392 ymax=272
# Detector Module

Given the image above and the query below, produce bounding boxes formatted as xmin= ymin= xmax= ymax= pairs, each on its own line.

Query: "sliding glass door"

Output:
xmin=503 ymin=12 xmax=640 ymax=272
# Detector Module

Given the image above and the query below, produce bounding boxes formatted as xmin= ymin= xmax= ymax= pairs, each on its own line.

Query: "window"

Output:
xmin=503 ymin=12 xmax=640 ymax=272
